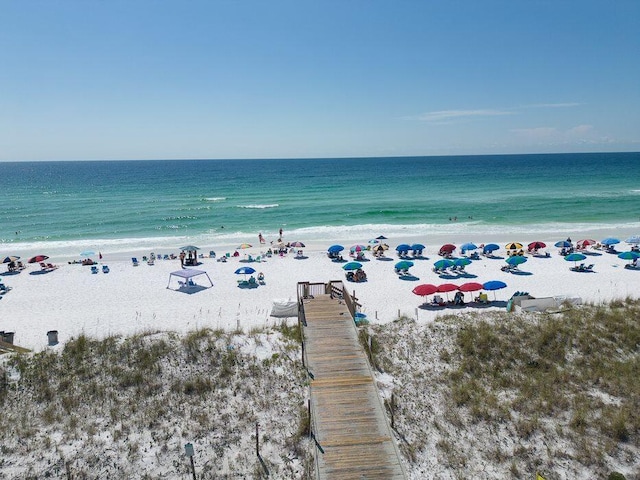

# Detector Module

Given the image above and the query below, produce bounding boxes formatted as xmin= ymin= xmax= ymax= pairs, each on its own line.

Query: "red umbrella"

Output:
xmin=439 ymin=244 xmax=456 ymax=254
xmin=458 ymin=282 xmax=483 ymax=292
xmin=576 ymin=239 xmax=596 ymax=249
xmin=28 ymin=255 xmax=49 ymax=264
xmin=528 ymin=241 xmax=546 ymax=250
xmin=412 ymin=284 xmax=438 ymax=296
xmin=437 ymin=283 xmax=459 ymax=293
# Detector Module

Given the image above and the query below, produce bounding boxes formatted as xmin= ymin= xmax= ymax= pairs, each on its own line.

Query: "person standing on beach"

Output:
xmin=179 ymin=251 xmax=185 ymax=268
xmin=279 ymin=228 xmax=283 ymax=239
xmin=258 ymin=233 xmax=265 ymax=244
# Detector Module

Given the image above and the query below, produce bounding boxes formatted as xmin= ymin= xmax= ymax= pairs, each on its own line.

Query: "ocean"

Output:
xmin=1 ymin=152 xmax=639 ymax=256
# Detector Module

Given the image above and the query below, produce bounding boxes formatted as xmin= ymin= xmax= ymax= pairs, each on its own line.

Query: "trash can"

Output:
xmin=47 ymin=330 xmax=59 ymax=346
xmin=2 ymin=332 xmax=14 ymax=344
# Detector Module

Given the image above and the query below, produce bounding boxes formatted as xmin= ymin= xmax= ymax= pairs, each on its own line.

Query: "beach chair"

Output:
xmin=0 ymin=283 xmax=11 ymax=294
xmin=209 ymin=250 xmax=216 ymax=258
xmin=91 ymin=265 xmax=99 ymax=274
xmin=131 ymin=257 xmax=139 ymax=266
xmin=102 ymin=265 xmax=110 ymax=273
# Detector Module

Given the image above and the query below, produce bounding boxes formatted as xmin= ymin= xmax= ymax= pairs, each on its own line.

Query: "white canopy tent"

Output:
xmin=167 ymin=269 xmax=213 ymax=291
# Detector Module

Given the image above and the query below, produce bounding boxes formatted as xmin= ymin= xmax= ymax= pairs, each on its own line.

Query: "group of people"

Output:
xmin=6 ymin=260 xmax=25 ymax=272
xmin=346 ymin=268 xmax=367 ymax=283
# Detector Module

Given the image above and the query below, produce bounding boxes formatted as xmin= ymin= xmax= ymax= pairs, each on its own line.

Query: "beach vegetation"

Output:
xmin=0 ymin=327 xmax=310 ymax=478
xmin=369 ymin=301 xmax=640 ymax=478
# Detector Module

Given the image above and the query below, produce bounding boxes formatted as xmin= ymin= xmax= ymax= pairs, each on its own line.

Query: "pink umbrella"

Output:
xmin=412 ymin=284 xmax=438 ymax=296
xmin=576 ymin=239 xmax=596 ymax=249
xmin=437 ymin=282 xmax=458 ymax=301
xmin=437 ymin=283 xmax=459 ymax=293
xmin=458 ymin=282 xmax=483 ymax=292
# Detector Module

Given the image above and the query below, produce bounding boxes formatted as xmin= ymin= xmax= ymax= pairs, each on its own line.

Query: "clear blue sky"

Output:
xmin=2 ymin=1 xmax=639 ymax=161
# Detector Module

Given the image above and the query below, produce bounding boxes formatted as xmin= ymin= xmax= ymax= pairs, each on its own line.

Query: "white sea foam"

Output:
xmin=203 ymin=197 xmax=226 ymax=202
xmin=236 ymin=204 xmax=279 ymax=209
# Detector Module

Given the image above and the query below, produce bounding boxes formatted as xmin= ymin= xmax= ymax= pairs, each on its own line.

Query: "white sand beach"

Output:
xmin=2 ymin=234 xmax=639 ymax=351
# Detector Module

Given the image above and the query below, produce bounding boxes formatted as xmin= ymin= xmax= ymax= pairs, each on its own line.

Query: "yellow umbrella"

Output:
xmin=505 ymin=242 xmax=523 ymax=250
xmin=237 ymin=243 xmax=253 ymax=249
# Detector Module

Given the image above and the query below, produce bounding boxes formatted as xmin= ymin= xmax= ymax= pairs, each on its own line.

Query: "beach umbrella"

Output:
xmin=618 ymin=251 xmax=640 ymax=261
xmin=410 ymin=243 xmax=425 ymax=252
xmin=350 ymin=244 xmax=366 ymax=253
xmin=433 ymin=259 xmax=454 ymax=270
xmin=505 ymin=242 xmax=523 ymax=250
xmin=234 ymin=266 xmax=256 ymax=280
xmin=237 ymin=243 xmax=253 ymax=249
xmin=368 ymin=239 xmax=381 ymax=245
xmin=28 ymin=254 xmax=49 ymax=264
xmin=528 ymin=241 xmax=546 ymax=250
xmin=290 ymin=241 xmax=305 ymax=248
xmin=394 ymin=260 xmax=414 ymax=271
xmin=601 ymin=237 xmax=620 ymax=246
xmin=576 ymin=239 xmax=596 ymax=249
xmin=1 ymin=256 xmax=20 ymax=263
xmin=376 ymin=235 xmax=388 ymax=240
xmin=554 ymin=240 xmax=572 ymax=248
xmin=328 ymin=245 xmax=344 ymax=253
xmin=483 ymin=280 xmax=507 ymax=291
xmin=483 ymin=280 xmax=507 ymax=299
xmin=459 ymin=282 xmax=483 ymax=293
xmin=395 ymin=244 xmax=411 ymax=252
xmin=505 ymin=256 xmax=527 ymax=266
xmin=375 ymin=243 xmax=389 ymax=251
xmin=453 ymin=258 xmax=471 ymax=267
xmin=437 ymin=283 xmax=458 ymax=292
xmin=412 ymin=284 xmax=438 ymax=296
xmin=460 ymin=242 xmax=478 ymax=251
xmin=482 ymin=243 xmax=499 ymax=253
xmin=180 ymin=245 xmax=200 ymax=251
xmin=439 ymin=244 xmax=456 ymax=254
xmin=625 ymin=235 xmax=640 ymax=244
xmin=342 ymin=262 xmax=363 ymax=271
xmin=235 ymin=266 xmax=256 ymax=275
xmin=564 ymin=253 xmax=587 ymax=264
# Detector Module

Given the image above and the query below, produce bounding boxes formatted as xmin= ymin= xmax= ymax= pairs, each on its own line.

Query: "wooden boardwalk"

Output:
xmin=300 ymin=290 xmax=406 ymax=479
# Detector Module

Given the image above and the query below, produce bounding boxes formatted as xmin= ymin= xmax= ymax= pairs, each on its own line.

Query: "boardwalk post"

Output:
xmin=256 ymin=422 xmax=259 ymax=457
xmin=390 ymin=393 xmax=395 ymax=429
xmin=307 ymin=399 xmax=312 ymax=439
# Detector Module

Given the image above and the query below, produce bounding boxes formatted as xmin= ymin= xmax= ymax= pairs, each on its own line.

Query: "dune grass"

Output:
xmin=369 ymin=299 xmax=639 ymax=478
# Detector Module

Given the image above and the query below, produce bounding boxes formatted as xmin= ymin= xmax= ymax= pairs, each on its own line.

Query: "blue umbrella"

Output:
xmin=328 ymin=245 xmax=344 ymax=253
xmin=506 ymin=256 xmax=527 ymax=266
xmin=483 ymin=280 xmax=507 ymax=299
xmin=618 ymin=251 xmax=640 ymax=260
xmin=461 ymin=242 xmax=478 ymax=251
xmin=564 ymin=253 xmax=587 ymax=263
xmin=434 ymin=259 xmax=454 ymax=269
xmin=483 ymin=280 xmax=507 ymax=291
xmin=410 ymin=243 xmax=425 ymax=251
xmin=483 ymin=243 xmax=499 ymax=253
xmin=554 ymin=240 xmax=571 ymax=248
xmin=235 ymin=266 xmax=256 ymax=275
xmin=625 ymin=235 xmax=640 ymax=245
xmin=454 ymin=258 xmax=471 ymax=267
xmin=343 ymin=262 xmax=363 ymax=271
xmin=395 ymin=260 xmax=414 ymax=270
xmin=601 ymin=237 xmax=620 ymax=246
xmin=396 ymin=244 xmax=411 ymax=252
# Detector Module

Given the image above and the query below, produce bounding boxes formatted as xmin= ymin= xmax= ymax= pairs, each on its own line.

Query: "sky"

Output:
xmin=1 ymin=1 xmax=639 ymax=161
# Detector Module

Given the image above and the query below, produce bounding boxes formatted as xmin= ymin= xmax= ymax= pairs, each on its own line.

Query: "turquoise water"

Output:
xmin=1 ymin=152 xmax=639 ymax=253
